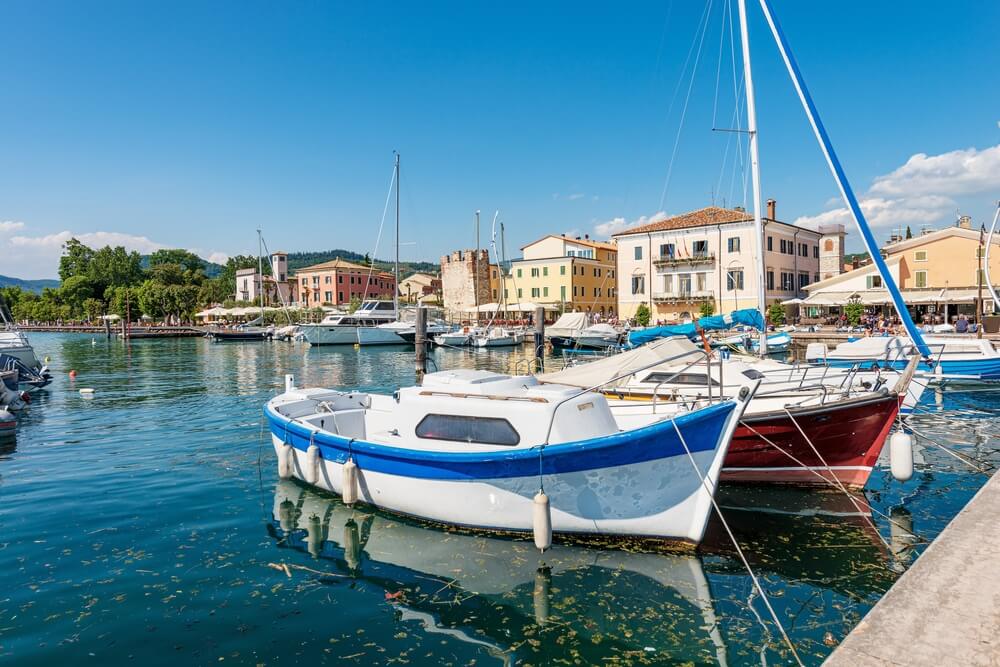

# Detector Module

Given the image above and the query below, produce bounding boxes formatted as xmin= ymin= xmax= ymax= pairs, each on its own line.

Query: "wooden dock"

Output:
xmin=824 ymin=471 xmax=1000 ymax=666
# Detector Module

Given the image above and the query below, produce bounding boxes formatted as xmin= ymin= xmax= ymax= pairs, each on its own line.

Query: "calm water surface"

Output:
xmin=1 ymin=333 xmax=997 ymax=665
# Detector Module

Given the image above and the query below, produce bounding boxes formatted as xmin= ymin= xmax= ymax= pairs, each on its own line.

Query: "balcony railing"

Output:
xmin=653 ymin=252 xmax=715 ymax=267
xmin=652 ymin=290 xmax=714 ymax=303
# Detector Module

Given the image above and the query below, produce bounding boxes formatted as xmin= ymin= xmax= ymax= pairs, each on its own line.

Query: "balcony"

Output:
xmin=653 ymin=252 xmax=716 ymax=268
xmin=652 ymin=290 xmax=714 ymax=303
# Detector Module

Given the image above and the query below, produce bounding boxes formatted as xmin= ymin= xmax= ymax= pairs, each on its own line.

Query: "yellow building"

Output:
xmin=501 ymin=235 xmax=618 ymax=316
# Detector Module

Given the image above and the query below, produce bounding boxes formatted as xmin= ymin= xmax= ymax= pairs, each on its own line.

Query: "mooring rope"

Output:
xmin=670 ymin=417 xmax=805 ymax=666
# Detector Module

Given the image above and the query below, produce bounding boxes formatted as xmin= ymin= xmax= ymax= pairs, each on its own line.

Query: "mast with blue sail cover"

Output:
xmin=755 ymin=0 xmax=932 ymax=358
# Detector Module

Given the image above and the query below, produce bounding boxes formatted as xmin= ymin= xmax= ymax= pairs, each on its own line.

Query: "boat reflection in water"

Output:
xmin=269 ymin=479 xmax=729 ymax=666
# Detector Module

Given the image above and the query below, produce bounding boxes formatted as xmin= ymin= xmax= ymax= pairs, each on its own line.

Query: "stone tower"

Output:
xmin=818 ymin=224 xmax=846 ymax=281
xmin=440 ymin=249 xmax=491 ymax=314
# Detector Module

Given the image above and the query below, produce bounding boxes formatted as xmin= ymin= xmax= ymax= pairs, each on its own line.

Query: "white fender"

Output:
xmin=305 ymin=444 xmax=320 ymax=485
xmin=278 ymin=443 xmax=294 ymax=479
xmin=890 ymin=430 xmax=914 ymax=482
xmin=342 ymin=459 xmax=358 ymax=505
xmin=533 ymin=491 xmax=552 ymax=552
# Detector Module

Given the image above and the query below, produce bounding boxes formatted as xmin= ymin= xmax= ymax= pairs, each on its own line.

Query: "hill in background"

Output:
xmin=0 ymin=275 xmax=61 ymax=293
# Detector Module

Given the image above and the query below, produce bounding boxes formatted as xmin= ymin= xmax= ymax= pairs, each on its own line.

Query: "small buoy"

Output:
xmin=79 ymin=388 xmax=95 ymax=394
xmin=353 ymin=343 xmax=360 ymax=350
xmin=533 ymin=491 xmax=552 ymax=552
xmin=342 ymin=459 xmax=358 ymax=505
xmin=890 ymin=430 xmax=914 ymax=482
xmin=69 ymin=370 xmax=77 ymax=379
xmin=533 ymin=567 xmax=551 ymax=625
xmin=278 ymin=443 xmax=294 ymax=479
xmin=44 ymin=356 xmax=51 ymax=363
xmin=305 ymin=444 xmax=320 ymax=485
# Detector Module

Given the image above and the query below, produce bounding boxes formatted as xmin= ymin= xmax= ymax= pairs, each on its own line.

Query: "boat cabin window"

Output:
xmin=416 ymin=414 xmax=520 ymax=446
xmin=741 ymin=369 xmax=766 ymax=380
xmin=643 ymin=372 xmax=719 ymax=387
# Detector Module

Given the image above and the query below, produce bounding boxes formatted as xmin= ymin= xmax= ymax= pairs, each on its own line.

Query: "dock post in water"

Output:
xmin=415 ymin=306 xmax=427 ymax=383
xmin=104 ymin=316 xmax=111 ymax=339
xmin=533 ymin=306 xmax=545 ymax=371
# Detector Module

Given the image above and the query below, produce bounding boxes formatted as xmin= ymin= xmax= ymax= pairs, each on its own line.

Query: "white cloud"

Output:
xmin=207 ymin=252 xmax=230 ymax=265
xmin=869 ymin=144 xmax=1000 ymax=197
xmin=10 ymin=230 xmax=166 ymax=254
xmin=796 ymin=143 xmax=1000 ymax=231
xmin=0 ymin=220 xmax=25 ymax=233
xmin=594 ymin=211 xmax=669 ymax=238
xmin=566 ymin=193 xmax=585 ymax=201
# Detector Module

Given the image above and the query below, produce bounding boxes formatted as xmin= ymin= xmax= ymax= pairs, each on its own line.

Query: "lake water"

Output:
xmin=2 ymin=333 xmax=997 ymax=665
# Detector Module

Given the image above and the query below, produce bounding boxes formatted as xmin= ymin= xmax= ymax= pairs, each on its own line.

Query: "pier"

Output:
xmin=825 ymin=471 xmax=1000 ymax=666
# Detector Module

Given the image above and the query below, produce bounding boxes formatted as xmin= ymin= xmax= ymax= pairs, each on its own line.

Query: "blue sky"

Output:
xmin=2 ymin=0 xmax=999 ymax=279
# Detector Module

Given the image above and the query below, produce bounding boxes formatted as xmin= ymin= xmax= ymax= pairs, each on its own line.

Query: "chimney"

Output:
xmin=734 ymin=205 xmax=745 ymax=213
xmin=766 ymin=198 xmax=776 ymax=220
xmin=958 ymin=215 xmax=972 ymax=230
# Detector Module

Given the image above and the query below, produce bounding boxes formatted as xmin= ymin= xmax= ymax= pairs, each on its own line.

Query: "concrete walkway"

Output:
xmin=825 ymin=472 xmax=1000 ymax=666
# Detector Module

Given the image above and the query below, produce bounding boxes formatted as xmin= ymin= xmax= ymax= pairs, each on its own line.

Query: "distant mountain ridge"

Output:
xmin=286 ymin=249 xmax=438 ymax=276
xmin=0 ymin=275 xmax=60 ymax=293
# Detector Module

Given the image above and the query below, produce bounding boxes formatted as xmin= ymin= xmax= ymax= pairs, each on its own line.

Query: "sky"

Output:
xmin=2 ymin=0 xmax=1000 ymax=279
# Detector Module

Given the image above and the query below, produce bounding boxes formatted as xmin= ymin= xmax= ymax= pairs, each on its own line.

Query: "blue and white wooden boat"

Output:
xmin=807 ymin=337 xmax=1000 ymax=382
xmin=265 ymin=369 xmax=755 ymax=544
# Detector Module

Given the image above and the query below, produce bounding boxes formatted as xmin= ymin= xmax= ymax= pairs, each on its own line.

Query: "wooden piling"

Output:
xmin=415 ymin=306 xmax=427 ymax=382
xmin=534 ymin=306 xmax=545 ymax=371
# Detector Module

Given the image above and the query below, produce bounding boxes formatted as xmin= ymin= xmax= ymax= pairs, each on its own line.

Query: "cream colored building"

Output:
xmin=615 ymin=204 xmax=829 ymax=320
xmin=802 ymin=219 xmax=998 ymax=322
xmin=500 ymin=235 xmax=618 ymax=316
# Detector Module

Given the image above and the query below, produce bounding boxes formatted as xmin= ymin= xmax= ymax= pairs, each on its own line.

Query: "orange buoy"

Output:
xmin=69 ymin=370 xmax=77 ymax=379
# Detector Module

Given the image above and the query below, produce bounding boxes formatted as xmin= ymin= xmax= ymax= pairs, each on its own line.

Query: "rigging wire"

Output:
xmin=658 ymin=0 xmax=716 ymax=212
xmin=360 ymin=161 xmax=398 ymax=304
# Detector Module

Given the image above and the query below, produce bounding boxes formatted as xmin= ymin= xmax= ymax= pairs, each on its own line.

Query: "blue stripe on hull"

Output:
xmin=811 ymin=357 xmax=1000 ymax=380
xmin=266 ymin=400 xmax=735 ymax=481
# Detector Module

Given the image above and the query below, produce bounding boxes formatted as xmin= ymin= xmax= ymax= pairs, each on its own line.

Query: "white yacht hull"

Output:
xmin=300 ymin=325 xmax=406 ymax=346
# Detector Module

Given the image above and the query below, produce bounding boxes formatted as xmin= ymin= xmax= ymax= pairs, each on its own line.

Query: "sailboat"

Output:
xmin=299 ymin=154 xmax=412 ymax=347
xmin=210 ymin=230 xmax=274 ymax=342
xmin=470 ymin=217 xmax=524 ymax=348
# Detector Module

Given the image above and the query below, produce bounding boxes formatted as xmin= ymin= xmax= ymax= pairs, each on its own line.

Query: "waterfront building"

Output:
xmin=293 ymin=258 xmax=396 ymax=308
xmin=234 ymin=251 xmax=296 ymax=306
xmin=614 ymin=203 xmax=831 ymax=320
xmin=802 ymin=216 xmax=999 ymax=323
xmin=440 ymin=249 xmax=492 ymax=314
xmin=399 ymin=272 xmax=442 ymax=304
xmin=501 ymin=234 xmax=618 ymax=316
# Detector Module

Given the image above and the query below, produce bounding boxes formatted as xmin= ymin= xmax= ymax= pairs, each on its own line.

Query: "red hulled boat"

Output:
xmin=721 ymin=391 xmax=900 ymax=487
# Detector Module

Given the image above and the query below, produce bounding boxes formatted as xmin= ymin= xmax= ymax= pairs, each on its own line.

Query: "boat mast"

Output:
xmin=394 ymin=152 xmax=400 ymax=316
xmin=257 ymin=228 xmax=265 ymax=324
xmin=474 ymin=210 xmax=481 ymax=318
xmin=984 ymin=203 xmax=1000 ymax=314
xmin=737 ymin=0 xmax=768 ymax=355
xmin=756 ymin=0 xmax=931 ymax=358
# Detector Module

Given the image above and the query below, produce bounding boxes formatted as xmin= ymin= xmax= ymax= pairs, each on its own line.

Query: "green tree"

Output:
xmin=89 ymin=245 xmax=144 ymax=295
xmin=107 ymin=286 xmax=139 ymax=319
xmin=844 ymin=301 xmax=865 ymax=326
xmin=905 ymin=225 xmax=913 ymax=239
xmin=634 ymin=303 xmax=651 ymax=327
xmin=58 ymin=238 xmax=95 ymax=281
xmin=149 ymin=262 xmax=187 ymax=286
xmin=767 ymin=302 xmax=785 ymax=325
xmin=82 ymin=298 xmax=104 ymax=322
xmin=148 ymin=248 xmax=205 ymax=274
xmin=698 ymin=301 xmax=715 ymax=318
xmin=348 ymin=296 xmax=361 ymax=312
xmin=60 ymin=275 xmax=95 ymax=315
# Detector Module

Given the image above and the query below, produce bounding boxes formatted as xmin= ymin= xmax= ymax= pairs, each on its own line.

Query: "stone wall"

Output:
xmin=440 ymin=249 xmax=492 ymax=314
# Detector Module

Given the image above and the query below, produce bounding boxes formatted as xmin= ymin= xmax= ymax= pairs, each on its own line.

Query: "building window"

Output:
xmin=915 ymin=270 xmax=927 ymax=288
xmin=631 ymin=276 xmax=645 ymax=295
xmin=692 ymin=240 xmax=708 ymax=257
xmin=866 ymin=275 xmax=883 ymax=289
xmin=660 ymin=243 xmax=675 ymax=258
xmin=560 ymin=265 xmax=566 ymax=275
xmin=302 ymin=278 xmax=308 ymax=286
xmin=517 ymin=288 xmax=523 ymax=298
xmin=813 ymin=245 xmax=819 ymax=258
xmin=696 ymin=272 xmax=707 ymax=292
xmin=766 ymin=270 xmax=774 ymax=291
xmin=663 ymin=274 xmax=673 ymax=293
xmin=814 ymin=273 xmax=820 ymax=283
xmin=798 ymin=272 xmax=809 ymax=289
xmin=593 ymin=287 xmax=599 ymax=297
xmin=504 ymin=289 xmax=508 ymax=299
xmin=517 ymin=268 xmax=522 ymax=278
xmin=560 ymin=285 xmax=566 ymax=300
xmin=530 ymin=268 xmax=538 ymax=277
xmin=594 ymin=268 xmax=600 ymax=277
xmin=728 ymin=237 xmax=740 ymax=253
xmin=634 ymin=246 xmax=643 ymax=260
xmin=543 ymin=286 xmax=549 ymax=297
xmin=531 ymin=287 xmax=540 ymax=298
xmin=573 ymin=286 xmax=577 ymax=297
xmin=543 ymin=266 xmax=548 ymax=276
xmin=492 ymin=289 xmax=497 ymax=299
xmin=325 ymin=291 xmax=332 ymax=302
xmin=767 ymin=236 xmax=773 ymax=251
xmin=799 ymin=243 xmax=808 ymax=257
xmin=915 ymin=250 xmax=928 ymax=262
xmin=726 ymin=270 xmax=744 ymax=291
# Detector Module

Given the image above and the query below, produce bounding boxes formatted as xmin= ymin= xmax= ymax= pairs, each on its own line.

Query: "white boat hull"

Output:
xmin=300 ymin=325 xmax=406 ymax=346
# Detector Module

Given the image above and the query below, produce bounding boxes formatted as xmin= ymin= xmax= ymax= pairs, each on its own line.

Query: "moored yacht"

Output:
xmin=807 ymin=336 xmax=1000 ymax=381
xmin=299 ymin=301 xmax=408 ymax=345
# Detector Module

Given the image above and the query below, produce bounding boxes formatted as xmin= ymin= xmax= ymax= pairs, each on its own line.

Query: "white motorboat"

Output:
xmin=546 ymin=312 xmax=590 ymax=348
xmin=0 ymin=330 xmax=43 ymax=370
xmin=575 ymin=323 xmax=624 ymax=350
xmin=265 ymin=366 xmax=756 ymax=544
xmin=299 ymin=301 xmax=408 ymax=346
xmin=807 ymin=336 xmax=1000 ymax=382
xmin=471 ymin=327 xmax=524 ymax=348
xmin=434 ymin=330 xmax=473 ymax=347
